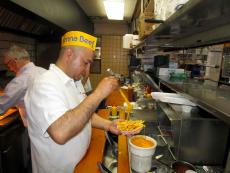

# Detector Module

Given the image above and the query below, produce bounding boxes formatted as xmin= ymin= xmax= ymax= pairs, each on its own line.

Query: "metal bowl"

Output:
xmin=172 ymin=161 xmax=196 ymax=173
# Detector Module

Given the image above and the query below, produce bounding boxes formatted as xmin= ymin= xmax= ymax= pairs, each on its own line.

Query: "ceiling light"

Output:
xmin=103 ymin=0 xmax=124 ymax=20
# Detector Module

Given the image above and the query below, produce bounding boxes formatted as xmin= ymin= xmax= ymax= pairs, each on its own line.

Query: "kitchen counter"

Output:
xmin=74 ymin=109 xmax=108 ymax=173
xmin=74 ymin=87 xmax=133 ymax=173
xmin=0 ymin=108 xmax=19 ymax=131
xmin=0 ymin=108 xmax=25 ymax=173
xmin=158 ymin=76 xmax=230 ymax=125
xmin=128 ymin=107 xmax=225 ymax=173
xmin=83 ymin=85 xmax=227 ymax=173
xmin=0 ymin=108 xmax=17 ymax=120
xmin=106 ymin=88 xmax=132 ymax=173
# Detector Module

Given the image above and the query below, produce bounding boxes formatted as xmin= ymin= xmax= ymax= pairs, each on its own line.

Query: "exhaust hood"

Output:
xmin=0 ymin=0 xmax=93 ymax=41
xmin=0 ymin=1 xmax=65 ymax=41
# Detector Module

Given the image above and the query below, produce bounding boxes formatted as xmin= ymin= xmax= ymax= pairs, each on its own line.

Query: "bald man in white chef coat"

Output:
xmin=25 ymin=31 xmax=127 ymax=173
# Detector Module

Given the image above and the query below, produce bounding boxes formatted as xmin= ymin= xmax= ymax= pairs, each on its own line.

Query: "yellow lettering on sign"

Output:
xmin=61 ymin=31 xmax=97 ymax=51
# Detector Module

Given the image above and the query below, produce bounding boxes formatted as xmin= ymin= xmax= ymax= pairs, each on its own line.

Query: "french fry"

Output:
xmin=116 ymin=120 xmax=145 ymax=132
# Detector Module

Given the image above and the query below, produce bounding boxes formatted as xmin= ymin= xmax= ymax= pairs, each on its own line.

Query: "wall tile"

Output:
xmin=90 ymin=35 xmax=129 ymax=89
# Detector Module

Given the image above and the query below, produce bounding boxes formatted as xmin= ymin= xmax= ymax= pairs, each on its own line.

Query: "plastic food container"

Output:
xmin=129 ymin=135 xmax=157 ymax=173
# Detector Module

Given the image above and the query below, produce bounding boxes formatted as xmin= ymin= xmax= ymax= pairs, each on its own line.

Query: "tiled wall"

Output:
xmin=90 ymin=35 xmax=129 ymax=89
xmin=0 ymin=32 xmax=36 ymax=70
xmin=0 ymin=31 xmax=130 ymax=90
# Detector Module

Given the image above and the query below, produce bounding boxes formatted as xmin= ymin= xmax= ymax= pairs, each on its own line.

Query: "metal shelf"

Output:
xmin=158 ymin=76 xmax=230 ymax=125
xmin=142 ymin=0 xmax=230 ymax=50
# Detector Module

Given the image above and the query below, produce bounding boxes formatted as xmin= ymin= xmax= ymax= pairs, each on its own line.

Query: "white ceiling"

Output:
xmin=75 ymin=0 xmax=137 ymax=23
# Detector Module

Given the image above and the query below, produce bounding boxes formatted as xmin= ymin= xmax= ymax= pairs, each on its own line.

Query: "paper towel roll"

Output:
xmin=123 ymin=34 xmax=133 ymax=49
xmin=132 ymin=39 xmax=141 ymax=47
xmin=132 ymin=35 xmax=139 ymax=40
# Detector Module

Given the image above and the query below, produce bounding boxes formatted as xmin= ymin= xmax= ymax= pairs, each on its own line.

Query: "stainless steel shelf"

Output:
xmin=158 ymin=76 xmax=230 ymax=125
xmin=143 ymin=0 xmax=230 ymax=50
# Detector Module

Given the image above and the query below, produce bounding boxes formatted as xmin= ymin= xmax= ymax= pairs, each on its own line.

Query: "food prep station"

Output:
xmin=102 ymin=70 xmax=230 ymax=173
xmin=128 ymin=104 xmax=227 ymax=173
xmin=1 ymin=0 xmax=230 ymax=173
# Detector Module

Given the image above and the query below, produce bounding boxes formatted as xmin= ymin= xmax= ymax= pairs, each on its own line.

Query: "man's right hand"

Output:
xmin=94 ymin=76 xmax=119 ymax=100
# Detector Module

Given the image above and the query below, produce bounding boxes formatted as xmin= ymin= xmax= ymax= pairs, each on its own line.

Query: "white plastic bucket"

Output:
xmin=129 ymin=135 xmax=157 ymax=173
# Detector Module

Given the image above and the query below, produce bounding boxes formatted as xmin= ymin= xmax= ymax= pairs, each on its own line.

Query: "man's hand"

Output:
xmin=106 ymin=119 xmax=143 ymax=136
xmin=115 ymin=119 xmax=144 ymax=137
xmin=106 ymin=119 xmax=123 ymax=135
xmin=94 ymin=76 xmax=119 ymax=99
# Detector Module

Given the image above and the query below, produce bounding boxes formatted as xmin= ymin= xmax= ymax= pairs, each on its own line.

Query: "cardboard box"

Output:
xmin=154 ymin=0 xmax=189 ymax=20
xmin=144 ymin=0 xmax=154 ymax=13
xmin=138 ymin=12 xmax=154 ymax=39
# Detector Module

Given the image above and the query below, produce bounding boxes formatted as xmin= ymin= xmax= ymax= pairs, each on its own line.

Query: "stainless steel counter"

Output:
xmin=129 ymin=108 xmax=225 ymax=173
xmin=158 ymin=76 xmax=230 ymax=125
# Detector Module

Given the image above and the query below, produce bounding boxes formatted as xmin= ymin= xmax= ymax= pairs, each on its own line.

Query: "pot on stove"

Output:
xmin=171 ymin=160 xmax=197 ymax=173
xmin=155 ymin=155 xmax=197 ymax=173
